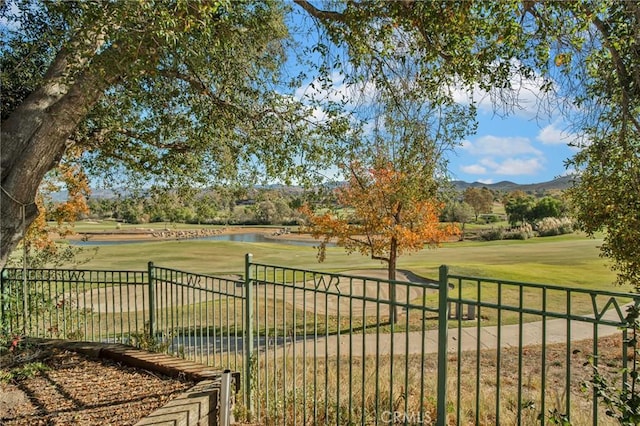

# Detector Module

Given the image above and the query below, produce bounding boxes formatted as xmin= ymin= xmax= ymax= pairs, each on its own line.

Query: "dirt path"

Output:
xmin=66 ymin=226 xmax=275 ymax=242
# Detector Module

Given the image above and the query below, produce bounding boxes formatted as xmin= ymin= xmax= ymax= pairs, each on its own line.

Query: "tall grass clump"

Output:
xmin=534 ymin=217 xmax=575 ymax=237
xmin=479 ymin=227 xmax=505 ymax=241
xmin=504 ymin=223 xmax=535 ymax=240
xmin=480 ymin=224 xmax=535 ymax=241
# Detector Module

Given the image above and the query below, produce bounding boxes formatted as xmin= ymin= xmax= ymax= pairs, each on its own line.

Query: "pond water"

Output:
xmin=72 ymin=233 xmax=329 ymax=248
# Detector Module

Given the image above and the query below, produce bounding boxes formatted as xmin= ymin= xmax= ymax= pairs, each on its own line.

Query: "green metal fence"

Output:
xmin=445 ymin=270 xmax=639 ymax=426
xmin=2 ymin=258 xmax=639 ymax=425
xmin=148 ymin=262 xmax=245 ymax=372
xmin=0 ymin=267 xmax=149 ymax=341
xmin=244 ymin=257 xmax=443 ymax=425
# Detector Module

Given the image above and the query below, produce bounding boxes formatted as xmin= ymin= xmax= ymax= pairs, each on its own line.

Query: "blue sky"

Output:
xmin=447 ymin=72 xmax=580 ymax=184
xmin=450 ymin=111 xmax=577 ymax=184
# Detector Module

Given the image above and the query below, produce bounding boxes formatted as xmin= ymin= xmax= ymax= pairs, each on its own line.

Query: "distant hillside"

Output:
xmin=48 ymin=188 xmax=118 ymax=202
xmin=48 ymin=176 xmax=576 ymax=202
xmin=451 ymin=175 xmax=576 ymax=192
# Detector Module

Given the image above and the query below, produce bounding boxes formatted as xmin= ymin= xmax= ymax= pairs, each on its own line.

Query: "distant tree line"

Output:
xmin=440 ymin=187 xmax=573 ymax=241
xmin=442 ymin=188 xmax=569 ymax=223
xmin=64 ymin=188 xmax=310 ymax=226
xmin=503 ymin=192 xmax=568 ymax=227
xmin=70 ymin=185 xmax=571 ymax=231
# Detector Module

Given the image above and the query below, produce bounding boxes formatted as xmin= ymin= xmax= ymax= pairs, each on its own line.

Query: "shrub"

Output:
xmin=504 ymin=230 xmax=532 ymax=240
xmin=504 ymin=224 xmax=535 ymax=240
xmin=479 ymin=227 xmax=505 ymax=241
xmin=479 ymin=214 xmax=501 ymax=224
xmin=0 ymin=362 xmax=49 ymax=384
xmin=128 ymin=323 xmax=171 ymax=353
xmin=480 ymin=224 xmax=535 ymax=241
xmin=534 ymin=217 xmax=574 ymax=237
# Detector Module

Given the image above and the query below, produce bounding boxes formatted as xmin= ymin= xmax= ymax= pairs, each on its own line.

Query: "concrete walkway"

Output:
xmin=256 ymin=305 xmax=628 ymax=359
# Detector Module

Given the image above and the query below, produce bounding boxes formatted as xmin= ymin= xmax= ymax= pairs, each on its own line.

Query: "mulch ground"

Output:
xmin=0 ymin=347 xmax=193 ymax=425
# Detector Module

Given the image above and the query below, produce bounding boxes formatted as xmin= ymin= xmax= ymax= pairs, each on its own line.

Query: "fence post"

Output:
xmin=244 ymin=253 xmax=254 ymax=418
xmin=148 ymin=262 xmax=155 ymax=338
xmin=437 ymin=265 xmax=450 ymax=426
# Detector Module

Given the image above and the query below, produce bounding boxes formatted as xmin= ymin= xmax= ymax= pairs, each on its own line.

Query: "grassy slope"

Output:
xmin=68 ymin=231 xmax=623 ymax=292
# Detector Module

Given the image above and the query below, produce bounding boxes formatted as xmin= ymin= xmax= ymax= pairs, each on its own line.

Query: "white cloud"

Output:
xmin=308 ymin=105 xmax=328 ymax=123
xmin=460 ymin=164 xmax=487 ymax=174
xmin=491 ymin=157 xmax=544 ymax=175
xmin=451 ymin=86 xmax=493 ymax=112
xmin=537 ymin=122 xmax=579 ymax=145
xmin=460 ymin=157 xmax=544 ymax=176
xmin=462 ymin=135 xmax=541 ymax=157
xmin=459 ymin=133 xmax=547 ymax=178
xmin=291 ymin=71 xmax=379 ymax=130
xmin=461 ymin=157 xmax=543 ymax=177
xmin=294 ymin=71 xmax=376 ymax=108
xmin=460 ymin=139 xmax=473 ymax=150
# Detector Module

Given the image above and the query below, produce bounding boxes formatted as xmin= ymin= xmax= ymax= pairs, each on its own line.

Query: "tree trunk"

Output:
xmin=0 ymin=49 xmax=112 ymax=268
xmin=387 ymin=237 xmax=399 ymax=324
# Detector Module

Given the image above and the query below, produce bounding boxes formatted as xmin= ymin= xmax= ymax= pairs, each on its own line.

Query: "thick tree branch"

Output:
xmin=156 ymin=68 xmax=243 ymax=113
xmin=112 ymin=128 xmax=192 ymax=152
xmin=581 ymin=6 xmax=640 ymax=134
xmin=371 ymin=254 xmax=390 ymax=263
xmin=293 ymin=0 xmax=348 ymax=22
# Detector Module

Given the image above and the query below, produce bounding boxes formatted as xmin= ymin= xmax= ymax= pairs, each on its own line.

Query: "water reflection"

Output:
xmin=72 ymin=232 xmax=330 ymax=247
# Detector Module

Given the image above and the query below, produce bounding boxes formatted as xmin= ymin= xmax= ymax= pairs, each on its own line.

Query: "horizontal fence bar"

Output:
xmin=1 ymin=267 xmax=149 ymax=344
xmin=445 ymin=273 xmax=640 ymax=425
xmin=447 ymin=272 xmax=636 ymax=301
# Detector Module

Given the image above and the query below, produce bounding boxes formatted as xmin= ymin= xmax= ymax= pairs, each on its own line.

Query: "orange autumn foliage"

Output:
xmin=19 ymin=161 xmax=90 ymax=264
xmin=48 ymin=162 xmax=91 ymax=229
xmin=301 ymin=163 xmax=458 ymax=267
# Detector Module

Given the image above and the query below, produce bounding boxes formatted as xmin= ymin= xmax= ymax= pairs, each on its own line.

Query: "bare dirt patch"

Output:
xmin=65 ymin=226 xmax=276 ymax=242
xmin=0 ymin=346 xmax=193 ymax=425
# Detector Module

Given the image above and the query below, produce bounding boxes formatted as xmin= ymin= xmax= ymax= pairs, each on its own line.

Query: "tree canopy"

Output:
xmin=302 ymin=161 xmax=456 ymax=268
xmin=463 ymin=187 xmax=493 ymax=222
xmin=298 ymin=0 xmax=640 ymax=285
xmin=0 ymin=0 xmax=347 ymax=266
xmin=1 ymin=0 xmax=639 ymax=286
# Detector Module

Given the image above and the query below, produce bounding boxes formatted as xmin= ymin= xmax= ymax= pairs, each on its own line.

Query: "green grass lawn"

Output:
xmin=63 ymin=230 xmax=624 ymax=293
xmin=400 ymin=233 xmax=620 ymax=291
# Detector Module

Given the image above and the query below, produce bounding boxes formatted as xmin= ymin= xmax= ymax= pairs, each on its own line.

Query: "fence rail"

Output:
xmin=150 ymin=263 xmax=245 ymax=371
xmin=2 ymin=258 xmax=639 ymax=425
xmin=0 ymin=268 xmax=148 ymax=342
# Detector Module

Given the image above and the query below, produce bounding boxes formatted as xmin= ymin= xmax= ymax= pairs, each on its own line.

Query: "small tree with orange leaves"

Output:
xmin=5 ymin=159 xmax=92 ymax=269
xmin=2 ymin=159 xmax=93 ymax=343
xmin=301 ymin=161 xmax=458 ymax=324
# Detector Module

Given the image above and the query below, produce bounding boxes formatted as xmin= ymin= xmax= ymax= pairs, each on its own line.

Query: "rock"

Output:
xmin=0 ymin=389 xmax=30 ymax=416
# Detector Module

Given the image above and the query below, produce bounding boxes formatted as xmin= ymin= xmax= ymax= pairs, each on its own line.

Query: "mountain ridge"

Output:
xmin=451 ymin=175 xmax=575 ymax=192
xmin=49 ymin=176 xmax=576 ymax=201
